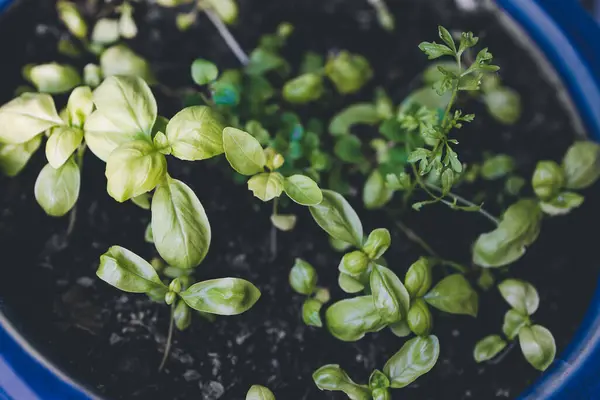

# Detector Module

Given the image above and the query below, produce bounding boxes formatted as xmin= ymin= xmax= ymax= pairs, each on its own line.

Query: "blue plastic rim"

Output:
xmin=1 ymin=0 xmax=600 ymax=399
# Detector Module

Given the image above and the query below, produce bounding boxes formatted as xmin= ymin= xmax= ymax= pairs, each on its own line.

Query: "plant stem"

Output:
xmin=159 ymin=303 xmax=176 ymax=372
xmin=204 ymin=9 xmax=249 ymax=66
xmin=66 ymin=144 xmax=87 ymax=237
xmin=270 ymin=198 xmax=279 ymax=259
xmin=425 ymin=183 xmax=500 ymax=225
xmin=394 ymin=218 xmax=438 ymax=257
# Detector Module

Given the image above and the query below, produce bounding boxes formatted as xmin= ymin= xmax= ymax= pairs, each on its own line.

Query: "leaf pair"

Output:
xmin=289 ymin=259 xmax=329 ymax=327
xmin=97 ymin=246 xmax=260 ymax=315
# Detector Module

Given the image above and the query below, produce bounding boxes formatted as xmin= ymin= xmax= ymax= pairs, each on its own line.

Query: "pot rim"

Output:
xmin=0 ymin=0 xmax=599 ymax=399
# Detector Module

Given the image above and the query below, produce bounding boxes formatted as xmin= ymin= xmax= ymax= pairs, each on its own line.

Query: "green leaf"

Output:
xmin=313 ymin=365 xmax=371 ymax=400
xmin=303 ymin=298 xmax=324 ymax=327
xmin=206 ymin=0 xmax=238 ymax=24
xmin=270 ymin=214 xmax=297 ymax=231
xmin=418 ymin=42 xmax=454 ymax=59
xmin=91 ymin=18 xmax=119 ymax=44
xmin=310 ymin=190 xmax=363 ymax=247
xmin=362 ymin=228 xmax=391 ymax=260
xmin=246 ymin=385 xmax=275 ymax=400
xmin=100 ymin=45 xmax=155 ymax=83
xmin=282 ymin=73 xmax=324 ymax=103
xmin=223 ymin=127 xmax=266 ymax=175
xmin=35 ymin=159 xmax=80 ymax=217
xmin=325 ymin=296 xmax=385 ymax=342
xmin=386 ymin=172 xmax=411 ymax=191
xmin=83 ymin=64 xmax=102 ymax=88
xmin=383 ymin=335 xmax=440 ymax=388
xmin=438 ymin=26 xmax=456 ymax=53
xmin=424 ymin=274 xmax=478 ymax=317
xmin=562 ymin=141 xmax=600 ymax=189
xmin=423 ymin=61 xmax=462 ymax=84
xmin=389 ymin=320 xmax=411 ymax=337
xmin=151 ymin=175 xmax=211 ymax=269
xmin=66 ymin=86 xmax=94 ymax=129
xmin=283 ymin=174 xmax=323 ymax=205
xmin=106 ymin=140 xmax=166 ymax=202
xmin=370 ymin=264 xmax=411 ymax=323
xmin=474 ymin=335 xmax=507 ymax=363
xmin=334 ymin=135 xmax=364 ymax=163
xmin=540 ymin=192 xmax=584 ymax=216
xmin=84 ymin=110 xmax=138 ymax=162
xmin=338 ymin=272 xmax=365 ymax=294
xmin=325 ymin=51 xmax=373 ymax=94
xmin=458 ymin=31 xmax=479 ymax=54
xmin=57 ymin=1 xmax=88 ymax=39
xmin=404 ymin=257 xmax=433 ymax=298
xmin=45 ymin=126 xmax=83 ymax=168
xmin=0 ymin=136 xmax=42 ymax=177
xmin=96 ymin=245 xmax=168 ymax=293
xmin=29 ymin=63 xmax=81 ymax=94
xmin=407 ymin=148 xmax=431 ymax=163
xmin=0 ymin=93 xmax=63 ymax=144
xmin=174 ymin=300 xmax=192 ymax=330
xmin=519 ymin=325 xmax=556 ymax=371
xmin=191 ymin=58 xmax=219 ymax=85
xmin=441 ymin=168 xmax=454 ymax=194
xmin=481 ymin=154 xmax=515 ymax=180
xmin=484 ymin=88 xmax=521 ymax=125
xmin=363 ymin=170 xmax=393 ymax=210
xmin=144 ymin=223 xmax=153 ymax=243
xmin=329 ymin=104 xmax=381 ymax=136
xmin=93 ymin=76 xmax=157 ymax=139
xmin=289 ymin=258 xmax=317 ymax=295
xmin=369 ymin=370 xmax=390 ymax=391
xmin=248 ymin=172 xmax=284 ymax=202
xmin=532 ymin=161 xmax=565 ymax=200
xmin=498 ymin=279 xmax=539 ymax=316
xmin=339 ymin=251 xmax=369 ymax=277
xmin=131 ymin=193 xmax=151 ymax=210
xmin=407 ymin=298 xmax=433 ymax=336
xmin=503 ymin=309 xmax=529 ymax=340
xmin=372 ymin=388 xmax=391 ymax=400
xmin=246 ymin=48 xmax=287 ymax=76
xmin=166 ymin=106 xmax=226 ymax=161
xmin=180 ymin=278 xmax=261 ymax=315
xmin=473 ymin=199 xmax=542 ymax=267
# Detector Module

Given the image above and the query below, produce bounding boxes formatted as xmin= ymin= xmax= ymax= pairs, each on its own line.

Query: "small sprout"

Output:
xmin=503 ymin=309 xmax=530 ymax=340
xmin=325 ymin=51 xmax=373 ymax=94
xmin=532 ymin=160 xmax=565 ymax=200
xmin=424 ymin=274 xmax=478 ymax=317
xmin=498 ymin=279 xmax=539 ymax=316
xmin=313 ymin=364 xmax=371 ymax=399
xmin=407 ymin=298 xmax=433 ymax=336
xmin=519 ymin=325 xmax=556 ymax=371
xmin=191 ymin=59 xmax=219 ymax=85
xmin=282 ymin=73 xmax=324 ymax=104
xmin=562 ymin=141 xmax=600 ymax=189
xmin=289 ymin=258 xmax=317 ymax=295
xmin=246 ymin=385 xmax=275 ymax=400
xmin=404 ymin=257 xmax=433 ymax=298
xmin=473 ymin=335 xmax=508 ymax=362
xmin=339 ymin=250 xmax=370 ymax=277
xmin=303 ymin=298 xmax=324 ymax=327
xmin=362 ymin=228 xmax=391 ymax=260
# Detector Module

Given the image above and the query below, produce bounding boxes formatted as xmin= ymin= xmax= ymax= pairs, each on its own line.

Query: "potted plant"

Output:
xmin=1 ymin=0 xmax=600 ymax=399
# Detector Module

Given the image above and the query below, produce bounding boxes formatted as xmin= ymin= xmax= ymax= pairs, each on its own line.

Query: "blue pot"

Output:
xmin=1 ymin=0 xmax=600 ymax=399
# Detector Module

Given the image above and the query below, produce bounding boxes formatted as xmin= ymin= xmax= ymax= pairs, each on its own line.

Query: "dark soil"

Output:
xmin=1 ymin=0 xmax=600 ymax=399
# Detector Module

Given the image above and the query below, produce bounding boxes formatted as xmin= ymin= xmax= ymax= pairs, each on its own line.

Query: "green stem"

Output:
xmin=425 ymin=183 xmax=500 ymax=225
xmin=204 ymin=9 xmax=249 ymax=66
xmin=269 ymin=197 xmax=279 ymax=259
xmin=66 ymin=144 xmax=87 ymax=237
xmin=436 ymin=259 xmax=469 ymax=274
xmin=393 ymin=218 xmax=438 ymax=258
xmin=159 ymin=303 xmax=176 ymax=372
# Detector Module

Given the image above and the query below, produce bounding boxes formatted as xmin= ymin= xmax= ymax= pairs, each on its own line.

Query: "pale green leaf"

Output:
xmin=0 ymin=136 xmax=42 ymax=177
xmin=370 ymin=264 xmax=411 ymax=323
xmin=29 ymin=63 xmax=81 ymax=94
xmin=503 ymin=309 xmax=529 ymax=340
xmin=246 ymin=385 xmax=275 ymax=400
xmin=91 ymin=18 xmax=120 ymax=44
xmin=191 ymin=58 xmax=219 ymax=85
xmin=93 ymin=76 xmax=157 ymax=137
xmin=519 ymin=325 xmax=556 ymax=371
xmin=289 ymin=258 xmax=317 ymax=295
xmin=283 ymin=174 xmax=323 ymax=205
xmin=309 ymin=190 xmax=363 ymax=247
xmin=363 ymin=170 xmax=393 ymax=209
xmin=325 ymin=296 xmax=385 ymax=342
xmin=270 ymin=214 xmax=297 ymax=231
xmin=424 ymin=274 xmax=478 ymax=317
xmin=34 ymin=159 xmax=80 ymax=217
xmin=383 ymin=335 xmax=440 ymax=388
xmin=105 ymin=140 xmax=166 ymax=202
xmin=84 ymin=110 xmax=138 ymax=162
xmin=66 ymin=86 xmax=94 ymax=129
xmin=338 ymin=272 xmax=365 ymax=294
xmin=329 ymin=104 xmax=380 ymax=136
xmin=313 ymin=364 xmax=371 ymax=400
xmin=247 ymin=172 xmax=284 ymax=202
xmin=0 ymin=93 xmax=63 ymax=144
xmin=303 ymin=298 xmax=324 ymax=327
xmin=223 ymin=127 xmax=266 ymax=175
xmin=180 ymin=278 xmax=260 ymax=315
xmin=46 ymin=126 xmax=83 ymax=168
xmin=498 ymin=279 xmax=539 ymax=316
xmin=100 ymin=45 xmax=155 ymax=83
xmin=96 ymin=245 xmax=167 ymax=293
xmin=166 ymin=106 xmax=225 ymax=161
xmin=562 ymin=141 xmax=600 ymax=189
xmin=152 ymin=175 xmax=211 ymax=269
xmin=474 ymin=335 xmax=507 ymax=362
xmin=540 ymin=192 xmax=584 ymax=216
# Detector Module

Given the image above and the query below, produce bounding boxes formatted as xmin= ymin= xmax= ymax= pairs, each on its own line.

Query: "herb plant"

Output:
xmin=1 ymin=1 xmax=600 ymax=398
